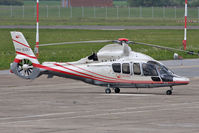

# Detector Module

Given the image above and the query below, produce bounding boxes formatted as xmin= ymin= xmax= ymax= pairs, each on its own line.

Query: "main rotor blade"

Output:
xmin=39 ymin=40 xmax=112 ymax=47
xmin=130 ymin=41 xmax=198 ymax=55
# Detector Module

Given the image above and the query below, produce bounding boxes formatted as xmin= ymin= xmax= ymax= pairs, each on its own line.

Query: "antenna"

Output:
xmin=183 ymin=0 xmax=187 ymax=50
xmin=34 ymin=0 xmax=39 ymax=57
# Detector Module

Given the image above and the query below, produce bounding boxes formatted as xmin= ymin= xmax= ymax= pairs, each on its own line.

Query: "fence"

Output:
xmin=0 ymin=6 xmax=199 ymax=19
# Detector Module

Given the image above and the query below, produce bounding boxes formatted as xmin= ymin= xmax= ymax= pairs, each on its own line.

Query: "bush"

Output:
xmin=0 ymin=0 xmax=24 ymax=5
xmin=190 ymin=0 xmax=199 ymax=7
xmin=127 ymin=0 xmax=184 ymax=7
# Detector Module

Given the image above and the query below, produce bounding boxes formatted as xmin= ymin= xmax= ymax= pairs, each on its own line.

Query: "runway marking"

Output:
xmin=68 ymin=106 xmax=199 ymax=119
xmin=0 ymin=102 xmax=199 ymax=125
xmin=1 ymin=105 xmax=199 ymax=125
xmin=0 ymin=112 xmax=76 ymax=120
xmin=152 ymin=123 xmax=199 ymax=128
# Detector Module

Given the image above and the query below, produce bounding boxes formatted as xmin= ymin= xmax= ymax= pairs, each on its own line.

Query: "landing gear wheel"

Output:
xmin=114 ymin=88 xmax=120 ymax=93
xmin=166 ymin=90 xmax=172 ymax=95
xmin=105 ymin=88 xmax=111 ymax=94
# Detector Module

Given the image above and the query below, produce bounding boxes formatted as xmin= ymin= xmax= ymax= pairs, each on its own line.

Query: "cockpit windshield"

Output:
xmin=147 ymin=61 xmax=174 ymax=77
xmin=157 ymin=65 xmax=173 ymax=76
xmin=146 ymin=61 xmax=174 ymax=82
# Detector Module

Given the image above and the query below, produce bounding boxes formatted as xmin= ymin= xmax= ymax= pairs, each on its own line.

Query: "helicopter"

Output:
xmin=10 ymin=31 xmax=190 ymax=95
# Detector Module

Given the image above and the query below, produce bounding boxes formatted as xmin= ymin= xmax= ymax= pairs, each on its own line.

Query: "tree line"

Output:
xmin=127 ymin=0 xmax=199 ymax=7
xmin=0 ymin=0 xmax=60 ymax=5
xmin=0 ymin=0 xmax=23 ymax=5
xmin=1 ymin=0 xmax=199 ymax=7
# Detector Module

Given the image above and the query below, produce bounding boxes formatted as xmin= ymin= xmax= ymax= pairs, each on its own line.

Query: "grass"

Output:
xmin=1 ymin=18 xmax=199 ymax=26
xmin=0 ymin=28 xmax=199 ymax=70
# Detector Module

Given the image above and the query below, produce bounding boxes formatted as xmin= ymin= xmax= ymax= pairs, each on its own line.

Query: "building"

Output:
xmin=62 ymin=0 xmax=113 ymax=7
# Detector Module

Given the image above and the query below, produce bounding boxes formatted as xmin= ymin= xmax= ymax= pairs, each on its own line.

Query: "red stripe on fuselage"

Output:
xmin=16 ymin=51 xmax=37 ymax=59
xmin=13 ymin=39 xmax=30 ymax=48
xmin=35 ymin=63 xmax=143 ymax=83
xmin=56 ymin=63 xmax=151 ymax=83
xmin=54 ymin=63 xmax=120 ymax=83
xmin=33 ymin=63 xmax=189 ymax=85
xmin=66 ymin=63 xmax=165 ymax=84
xmin=66 ymin=62 xmax=120 ymax=80
xmin=34 ymin=63 xmax=113 ymax=83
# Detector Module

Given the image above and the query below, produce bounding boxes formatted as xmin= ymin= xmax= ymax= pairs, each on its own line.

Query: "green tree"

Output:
xmin=190 ymin=0 xmax=199 ymax=7
xmin=127 ymin=0 xmax=185 ymax=7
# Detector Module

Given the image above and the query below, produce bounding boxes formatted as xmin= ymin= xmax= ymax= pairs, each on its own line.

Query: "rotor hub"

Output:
xmin=118 ymin=38 xmax=129 ymax=42
xmin=22 ymin=64 xmax=29 ymax=70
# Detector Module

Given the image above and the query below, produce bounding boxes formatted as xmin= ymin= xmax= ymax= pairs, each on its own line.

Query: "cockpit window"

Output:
xmin=122 ymin=63 xmax=130 ymax=74
xmin=157 ymin=65 xmax=173 ymax=76
xmin=133 ymin=63 xmax=141 ymax=75
xmin=142 ymin=63 xmax=158 ymax=76
xmin=147 ymin=61 xmax=174 ymax=76
xmin=112 ymin=63 xmax=121 ymax=73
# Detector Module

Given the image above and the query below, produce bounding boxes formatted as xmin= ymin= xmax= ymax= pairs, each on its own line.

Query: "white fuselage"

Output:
xmin=40 ymin=50 xmax=189 ymax=88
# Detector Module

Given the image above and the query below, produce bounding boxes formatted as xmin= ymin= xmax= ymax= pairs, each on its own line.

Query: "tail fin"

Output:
xmin=11 ymin=31 xmax=39 ymax=64
xmin=10 ymin=31 xmax=40 ymax=79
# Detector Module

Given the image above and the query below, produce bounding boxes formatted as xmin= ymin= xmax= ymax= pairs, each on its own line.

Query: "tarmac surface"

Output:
xmin=1 ymin=25 xmax=199 ymax=30
xmin=0 ymin=59 xmax=199 ymax=133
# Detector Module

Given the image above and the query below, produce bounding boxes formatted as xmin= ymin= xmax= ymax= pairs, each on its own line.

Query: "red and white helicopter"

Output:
xmin=10 ymin=32 xmax=190 ymax=95
xmin=10 ymin=0 xmax=194 ymax=95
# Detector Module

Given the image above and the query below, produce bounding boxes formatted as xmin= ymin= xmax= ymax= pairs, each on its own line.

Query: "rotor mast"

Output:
xmin=35 ymin=0 xmax=39 ymax=57
xmin=183 ymin=0 xmax=187 ymax=50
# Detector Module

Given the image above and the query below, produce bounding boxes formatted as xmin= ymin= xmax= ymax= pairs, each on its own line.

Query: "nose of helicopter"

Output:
xmin=173 ymin=76 xmax=190 ymax=85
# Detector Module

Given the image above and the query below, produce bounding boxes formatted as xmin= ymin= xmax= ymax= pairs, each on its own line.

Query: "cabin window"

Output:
xmin=142 ymin=63 xmax=158 ymax=76
xmin=122 ymin=63 xmax=130 ymax=74
xmin=112 ymin=63 xmax=121 ymax=73
xmin=133 ymin=63 xmax=141 ymax=75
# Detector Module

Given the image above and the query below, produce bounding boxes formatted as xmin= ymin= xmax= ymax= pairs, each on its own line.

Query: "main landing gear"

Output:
xmin=114 ymin=87 xmax=120 ymax=93
xmin=105 ymin=85 xmax=120 ymax=94
xmin=166 ymin=86 xmax=173 ymax=95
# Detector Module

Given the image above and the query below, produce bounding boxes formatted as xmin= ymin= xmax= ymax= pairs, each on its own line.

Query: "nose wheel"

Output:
xmin=166 ymin=86 xmax=173 ymax=95
xmin=166 ymin=90 xmax=172 ymax=95
xmin=105 ymin=88 xmax=111 ymax=94
xmin=105 ymin=84 xmax=111 ymax=94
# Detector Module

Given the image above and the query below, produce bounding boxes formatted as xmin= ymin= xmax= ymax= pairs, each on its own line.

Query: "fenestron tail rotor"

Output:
xmin=17 ymin=59 xmax=34 ymax=77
